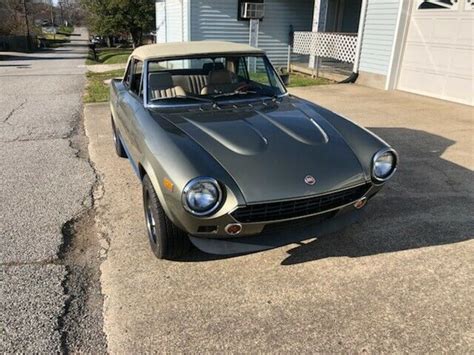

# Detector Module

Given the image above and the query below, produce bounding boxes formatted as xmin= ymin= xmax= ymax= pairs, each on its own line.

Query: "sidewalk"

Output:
xmin=86 ymin=63 xmax=126 ymax=73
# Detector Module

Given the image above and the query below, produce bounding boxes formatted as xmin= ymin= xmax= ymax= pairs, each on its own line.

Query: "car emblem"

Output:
xmin=304 ymin=175 xmax=316 ymax=185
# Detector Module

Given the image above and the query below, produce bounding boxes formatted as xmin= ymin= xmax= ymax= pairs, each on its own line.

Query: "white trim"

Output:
xmin=385 ymin=0 xmax=412 ymax=90
xmin=353 ymin=0 xmax=368 ymax=73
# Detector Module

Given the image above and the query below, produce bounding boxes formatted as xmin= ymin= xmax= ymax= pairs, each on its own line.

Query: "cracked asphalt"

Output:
xmin=1 ymin=28 xmax=104 ymax=352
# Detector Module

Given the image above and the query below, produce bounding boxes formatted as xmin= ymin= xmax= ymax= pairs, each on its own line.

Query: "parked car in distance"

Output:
xmin=109 ymin=41 xmax=398 ymax=260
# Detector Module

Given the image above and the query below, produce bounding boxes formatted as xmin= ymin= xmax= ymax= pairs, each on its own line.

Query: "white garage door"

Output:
xmin=398 ymin=0 xmax=474 ymax=106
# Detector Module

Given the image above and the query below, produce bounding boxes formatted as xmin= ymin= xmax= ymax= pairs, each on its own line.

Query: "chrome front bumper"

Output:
xmin=184 ymin=182 xmax=381 ymax=240
xmin=189 ymin=203 xmax=366 ymax=255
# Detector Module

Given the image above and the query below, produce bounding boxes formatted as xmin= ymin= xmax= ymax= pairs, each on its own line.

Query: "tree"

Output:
xmin=0 ymin=0 xmax=26 ymax=36
xmin=0 ymin=0 xmax=57 ymax=36
xmin=82 ymin=0 xmax=154 ymax=47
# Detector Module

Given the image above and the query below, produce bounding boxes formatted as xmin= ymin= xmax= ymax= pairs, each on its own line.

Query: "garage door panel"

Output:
xmin=402 ymin=44 xmax=451 ymax=72
xmin=450 ymin=48 xmax=474 ymax=76
xmin=458 ymin=19 xmax=474 ymax=45
xmin=432 ymin=18 xmax=458 ymax=42
xmin=397 ymin=1 xmax=473 ymax=106
xmin=406 ymin=18 xmax=433 ymax=42
xmin=399 ymin=69 xmax=446 ymax=94
xmin=399 ymin=70 xmax=474 ymax=105
xmin=423 ymin=46 xmax=451 ymax=72
xmin=445 ymin=76 xmax=474 ymax=104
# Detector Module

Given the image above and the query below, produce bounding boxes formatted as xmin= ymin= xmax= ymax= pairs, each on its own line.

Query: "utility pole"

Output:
xmin=59 ymin=1 xmax=65 ymax=26
xmin=22 ymin=0 xmax=32 ymax=51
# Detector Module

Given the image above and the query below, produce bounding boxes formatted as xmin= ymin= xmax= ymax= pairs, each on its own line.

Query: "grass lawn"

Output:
xmin=84 ymin=69 xmax=125 ymax=103
xmin=287 ymin=73 xmax=332 ymax=87
xmin=84 ymin=70 xmax=331 ymax=104
xmin=38 ymin=33 xmax=70 ymax=48
xmin=86 ymin=48 xmax=133 ymax=65
xmin=42 ymin=33 xmax=68 ymax=41
xmin=58 ymin=25 xmax=74 ymax=34
xmin=250 ymin=71 xmax=332 ymax=88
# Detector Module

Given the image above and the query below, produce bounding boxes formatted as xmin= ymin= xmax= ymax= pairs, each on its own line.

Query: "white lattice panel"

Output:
xmin=293 ymin=32 xmax=358 ymax=63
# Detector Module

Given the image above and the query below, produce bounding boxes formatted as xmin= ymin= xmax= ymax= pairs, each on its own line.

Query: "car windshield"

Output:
xmin=146 ymin=54 xmax=286 ymax=105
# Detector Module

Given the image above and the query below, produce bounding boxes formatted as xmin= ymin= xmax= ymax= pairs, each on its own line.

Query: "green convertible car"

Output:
xmin=109 ymin=41 xmax=398 ymax=260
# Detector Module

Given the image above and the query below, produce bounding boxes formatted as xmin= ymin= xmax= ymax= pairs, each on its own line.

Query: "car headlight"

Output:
xmin=372 ymin=148 xmax=398 ymax=182
xmin=182 ymin=177 xmax=222 ymax=216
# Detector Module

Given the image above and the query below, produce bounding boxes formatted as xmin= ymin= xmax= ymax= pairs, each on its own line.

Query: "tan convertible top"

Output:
xmin=131 ymin=41 xmax=263 ymax=61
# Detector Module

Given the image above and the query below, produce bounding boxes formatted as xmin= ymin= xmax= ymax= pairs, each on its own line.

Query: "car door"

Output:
xmin=119 ymin=58 xmax=144 ymax=166
xmin=114 ymin=59 xmax=132 ymax=137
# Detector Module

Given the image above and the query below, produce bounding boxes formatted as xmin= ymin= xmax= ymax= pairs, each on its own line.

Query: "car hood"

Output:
xmin=159 ymin=100 xmax=366 ymax=203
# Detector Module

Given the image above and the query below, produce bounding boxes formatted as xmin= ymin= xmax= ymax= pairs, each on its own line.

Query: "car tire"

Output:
xmin=142 ymin=175 xmax=191 ymax=260
xmin=111 ymin=115 xmax=127 ymax=158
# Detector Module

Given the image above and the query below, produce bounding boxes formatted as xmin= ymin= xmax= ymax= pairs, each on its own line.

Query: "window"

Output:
xmin=418 ymin=0 xmax=459 ymax=10
xmin=247 ymin=57 xmax=281 ymax=90
xmin=123 ymin=61 xmax=132 ymax=87
xmin=146 ymin=54 xmax=286 ymax=105
xmin=130 ymin=59 xmax=143 ymax=97
xmin=237 ymin=0 xmax=264 ymax=20
xmin=236 ymin=57 xmax=249 ymax=80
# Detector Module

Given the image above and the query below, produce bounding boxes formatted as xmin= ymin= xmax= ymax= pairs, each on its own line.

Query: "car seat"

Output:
xmin=148 ymin=72 xmax=186 ymax=99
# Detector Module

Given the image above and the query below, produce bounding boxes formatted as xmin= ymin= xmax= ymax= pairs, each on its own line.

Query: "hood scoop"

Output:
xmin=164 ymin=103 xmax=365 ymax=203
xmin=254 ymin=109 xmax=329 ymax=146
xmin=179 ymin=105 xmax=329 ymax=157
xmin=181 ymin=114 xmax=268 ymax=156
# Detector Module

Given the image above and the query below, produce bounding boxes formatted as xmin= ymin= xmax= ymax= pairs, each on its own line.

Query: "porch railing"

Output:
xmin=293 ymin=31 xmax=358 ymax=64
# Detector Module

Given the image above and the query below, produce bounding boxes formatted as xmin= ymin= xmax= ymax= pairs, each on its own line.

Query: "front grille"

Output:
xmin=262 ymin=210 xmax=337 ymax=234
xmin=231 ymin=184 xmax=371 ymax=223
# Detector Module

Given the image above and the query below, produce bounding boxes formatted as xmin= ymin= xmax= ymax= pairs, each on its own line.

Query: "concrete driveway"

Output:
xmin=85 ymin=85 xmax=473 ymax=352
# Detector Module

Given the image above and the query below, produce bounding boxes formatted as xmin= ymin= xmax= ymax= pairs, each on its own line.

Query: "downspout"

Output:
xmin=187 ymin=0 xmax=191 ymax=41
xmin=339 ymin=0 xmax=368 ymax=83
xmin=164 ymin=0 xmax=168 ymax=42
xmin=181 ymin=0 xmax=184 ymax=42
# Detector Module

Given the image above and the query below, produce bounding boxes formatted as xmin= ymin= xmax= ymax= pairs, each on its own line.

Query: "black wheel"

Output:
xmin=142 ymin=175 xmax=191 ymax=260
xmin=111 ymin=115 xmax=127 ymax=158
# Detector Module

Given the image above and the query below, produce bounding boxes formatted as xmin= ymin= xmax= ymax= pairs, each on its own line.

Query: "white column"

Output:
xmin=352 ymin=0 xmax=368 ymax=73
xmin=249 ymin=19 xmax=259 ymax=72
xmin=155 ymin=0 xmax=166 ymax=43
xmin=309 ymin=0 xmax=321 ymax=68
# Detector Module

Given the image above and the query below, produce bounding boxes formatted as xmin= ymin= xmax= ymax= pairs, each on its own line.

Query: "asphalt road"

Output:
xmin=86 ymin=86 xmax=473 ymax=352
xmin=1 ymin=28 xmax=105 ymax=352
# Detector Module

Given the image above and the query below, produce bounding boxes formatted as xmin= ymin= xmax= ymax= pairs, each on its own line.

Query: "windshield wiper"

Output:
xmin=211 ymin=88 xmax=282 ymax=106
xmin=211 ymin=90 xmax=257 ymax=99
xmin=151 ymin=95 xmax=214 ymax=104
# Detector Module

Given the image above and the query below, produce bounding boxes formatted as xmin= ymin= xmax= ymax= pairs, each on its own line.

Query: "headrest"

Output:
xmin=202 ymin=62 xmax=224 ymax=74
xmin=208 ymin=69 xmax=234 ymax=85
xmin=148 ymin=72 xmax=174 ymax=90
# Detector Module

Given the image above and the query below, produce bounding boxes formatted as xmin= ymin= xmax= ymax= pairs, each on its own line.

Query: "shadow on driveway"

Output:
xmin=281 ymin=127 xmax=473 ymax=265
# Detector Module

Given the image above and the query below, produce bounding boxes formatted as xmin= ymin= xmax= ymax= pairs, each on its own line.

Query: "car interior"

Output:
xmin=147 ymin=59 xmax=257 ymax=100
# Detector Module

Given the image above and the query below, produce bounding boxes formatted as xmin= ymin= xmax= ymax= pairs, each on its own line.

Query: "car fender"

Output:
xmin=293 ymin=98 xmax=392 ymax=180
xmin=136 ymin=113 xmax=246 ymax=232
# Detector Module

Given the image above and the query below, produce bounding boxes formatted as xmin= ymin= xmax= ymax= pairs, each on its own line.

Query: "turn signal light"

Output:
xmin=354 ymin=197 xmax=367 ymax=209
xmin=225 ymin=223 xmax=242 ymax=235
xmin=163 ymin=177 xmax=174 ymax=192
